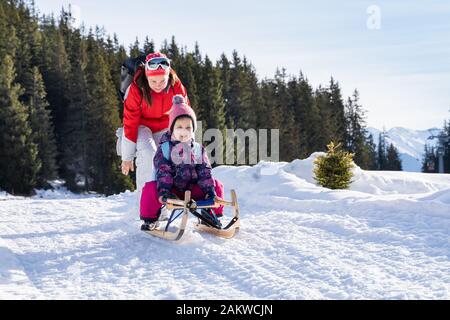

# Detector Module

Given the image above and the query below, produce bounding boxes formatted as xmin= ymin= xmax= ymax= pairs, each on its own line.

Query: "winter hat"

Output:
xmin=145 ymin=52 xmax=171 ymax=77
xmin=169 ymin=95 xmax=197 ymax=133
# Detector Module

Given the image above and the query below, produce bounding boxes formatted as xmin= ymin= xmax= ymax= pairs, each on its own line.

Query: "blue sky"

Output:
xmin=34 ymin=0 xmax=450 ymax=130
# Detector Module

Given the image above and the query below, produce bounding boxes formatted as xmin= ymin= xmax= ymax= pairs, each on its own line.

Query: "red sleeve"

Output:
xmin=123 ymin=83 xmax=142 ymax=143
xmin=173 ymin=80 xmax=190 ymax=105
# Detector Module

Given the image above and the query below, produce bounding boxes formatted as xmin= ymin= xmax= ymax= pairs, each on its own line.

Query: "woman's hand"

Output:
xmin=121 ymin=160 xmax=134 ymax=175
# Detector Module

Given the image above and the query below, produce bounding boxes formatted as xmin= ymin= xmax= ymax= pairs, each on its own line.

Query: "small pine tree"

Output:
xmin=314 ymin=142 xmax=355 ymax=189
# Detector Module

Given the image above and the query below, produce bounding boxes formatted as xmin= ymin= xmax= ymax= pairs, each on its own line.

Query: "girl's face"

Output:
xmin=172 ymin=117 xmax=194 ymax=143
xmin=147 ymin=75 xmax=169 ymax=93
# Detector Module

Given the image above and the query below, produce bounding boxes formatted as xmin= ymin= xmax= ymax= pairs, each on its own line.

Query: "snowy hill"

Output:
xmin=367 ymin=127 xmax=440 ymax=172
xmin=1 ymin=155 xmax=450 ymax=299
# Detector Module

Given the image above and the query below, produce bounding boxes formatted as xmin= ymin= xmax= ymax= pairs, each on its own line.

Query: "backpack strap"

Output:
xmin=161 ymin=141 xmax=171 ymax=160
xmin=192 ymin=142 xmax=203 ymax=163
xmin=160 ymin=141 xmax=202 ymax=163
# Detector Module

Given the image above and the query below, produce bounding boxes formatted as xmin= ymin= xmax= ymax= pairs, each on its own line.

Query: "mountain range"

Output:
xmin=367 ymin=127 xmax=441 ymax=172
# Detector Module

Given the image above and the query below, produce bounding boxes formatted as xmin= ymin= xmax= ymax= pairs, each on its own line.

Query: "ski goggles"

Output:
xmin=145 ymin=57 xmax=171 ymax=71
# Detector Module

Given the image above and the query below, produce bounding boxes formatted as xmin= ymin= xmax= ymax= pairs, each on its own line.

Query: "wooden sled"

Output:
xmin=142 ymin=190 xmax=240 ymax=241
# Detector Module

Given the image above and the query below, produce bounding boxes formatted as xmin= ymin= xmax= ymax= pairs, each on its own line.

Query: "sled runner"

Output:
xmin=142 ymin=190 xmax=240 ymax=241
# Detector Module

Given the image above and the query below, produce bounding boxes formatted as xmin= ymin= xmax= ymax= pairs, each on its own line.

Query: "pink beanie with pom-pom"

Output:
xmin=169 ymin=95 xmax=197 ymax=132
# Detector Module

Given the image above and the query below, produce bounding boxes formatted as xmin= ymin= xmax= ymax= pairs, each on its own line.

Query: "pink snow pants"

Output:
xmin=140 ymin=179 xmax=225 ymax=219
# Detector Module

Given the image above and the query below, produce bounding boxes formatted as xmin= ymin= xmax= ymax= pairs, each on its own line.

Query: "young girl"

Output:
xmin=139 ymin=95 xmax=225 ymax=230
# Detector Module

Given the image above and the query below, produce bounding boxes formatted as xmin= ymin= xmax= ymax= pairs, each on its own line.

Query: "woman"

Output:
xmin=119 ymin=52 xmax=189 ymax=212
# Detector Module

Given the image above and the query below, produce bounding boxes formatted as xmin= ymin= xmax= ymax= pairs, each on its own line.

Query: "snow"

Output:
xmin=1 ymin=155 xmax=450 ymax=299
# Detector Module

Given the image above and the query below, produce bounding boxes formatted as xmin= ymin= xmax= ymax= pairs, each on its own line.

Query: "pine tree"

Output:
xmin=129 ymin=37 xmax=142 ymax=57
xmin=259 ymin=75 xmax=287 ymax=161
xmin=104 ymin=35 xmax=118 ymax=88
xmin=0 ymin=54 xmax=40 ymax=195
xmin=143 ymin=36 xmax=155 ymax=54
xmin=385 ymin=143 xmax=402 ymax=171
xmin=218 ymin=53 xmax=231 ymax=110
xmin=11 ymin=0 xmax=42 ymax=104
xmin=59 ymin=28 xmax=89 ymax=191
xmin=225 ymin=51 xmax=241 ymax=129
xmin=179 ymin=52 xmax=200 ymax=112
xmin=193 ymin=42 xmax=202 ymax=65
xmin=274 ymin=68 xmax=299 ymax=161
xmin=85 ymin=32 xmax=133 ymax=195
xmin=28 ymin=66 xmax=58 ymax=187
xmin=443 ymin=119 xmax=450 ymax=173
xmin=39 ymin=14 xmax=70 ymax=172
xmin=160 ymin=39 xmax=169 ymax=55
xmin=377 ymin=131 xmax=387 ymax=170
xmin=422 ymin=144 xmax=436 ymax=173
xmin=240 ymin=57 xmax=258 ymax=129
xmin=345 ymin=90 xmax=374 ymax=169
xmin=167 ymin=36 xmax=181 ymax=67
xmin=365 ymin=133 xmax=378 ymax=170
xmin=296 ymin=73 xmax=322 ymax=157
xmin=198 ymin=56 xmax=226 ymax=131
xmin=225 ymin=51 xmax=254 ymax=130
xmin=198 ymin=56 xmax=227 ymax=166
xmin=113 ymin=34 xmax=128 ymax=120
xmin=314 ymin=142 xmax=355 ymax=189
xmin=313 ymin=79 xmax=348 ymax=152
xmin=328 ymin=77 xmax=347 ymax=144
xmin=313 ymin=86 xmax=333 ymax=151
xmin=0 ymin=2 xmax=20 ymax=60
xmin=287 ymin=72 xmax=319 ymax=159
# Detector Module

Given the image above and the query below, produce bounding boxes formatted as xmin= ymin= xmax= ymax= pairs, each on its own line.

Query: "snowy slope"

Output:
xmin=1 ymin=156 xmax=450 ymax=299
xmin=367 ymin=127 xmax=440 ymax=172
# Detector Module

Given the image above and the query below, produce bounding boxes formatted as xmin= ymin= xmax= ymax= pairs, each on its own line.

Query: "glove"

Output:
xmin=160 ymin=192 xmax=179 ymax=203
xmin=205 ymin=190 xmax=216 ymax=201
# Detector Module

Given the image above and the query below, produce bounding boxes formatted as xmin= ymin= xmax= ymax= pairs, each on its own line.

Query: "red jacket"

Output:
xmin=123 ymin=69 xmax=189 ymax=143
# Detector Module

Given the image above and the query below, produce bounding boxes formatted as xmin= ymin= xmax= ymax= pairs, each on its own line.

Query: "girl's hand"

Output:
xmin=205 ymin=192 xmax=216 ymax=201
xmin=121 ymin=160 xmax=134 ymax=175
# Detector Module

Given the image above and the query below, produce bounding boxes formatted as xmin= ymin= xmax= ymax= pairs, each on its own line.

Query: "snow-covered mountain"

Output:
xmin=1 ymin=156 xmax=449 ymax=299
xmin=367 ymin=127 xmax=440 ymax=172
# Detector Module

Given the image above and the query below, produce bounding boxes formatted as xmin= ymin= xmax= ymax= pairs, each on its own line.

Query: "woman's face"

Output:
xmin=172 ymin=117 xmax=194 ymax=143
xmin=147 ymin=75 xmax=169 ymax=93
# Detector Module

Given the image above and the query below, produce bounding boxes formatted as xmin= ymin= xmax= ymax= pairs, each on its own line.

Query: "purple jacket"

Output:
xmin=153 ymin=131 xmax=215 ymax=198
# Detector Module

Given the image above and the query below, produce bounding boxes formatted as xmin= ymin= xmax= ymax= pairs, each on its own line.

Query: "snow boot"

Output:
xmin=141 ymin=218 xmax=160 ymax=231
xmin=141 ymin=210 xmax=162 ymax=231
